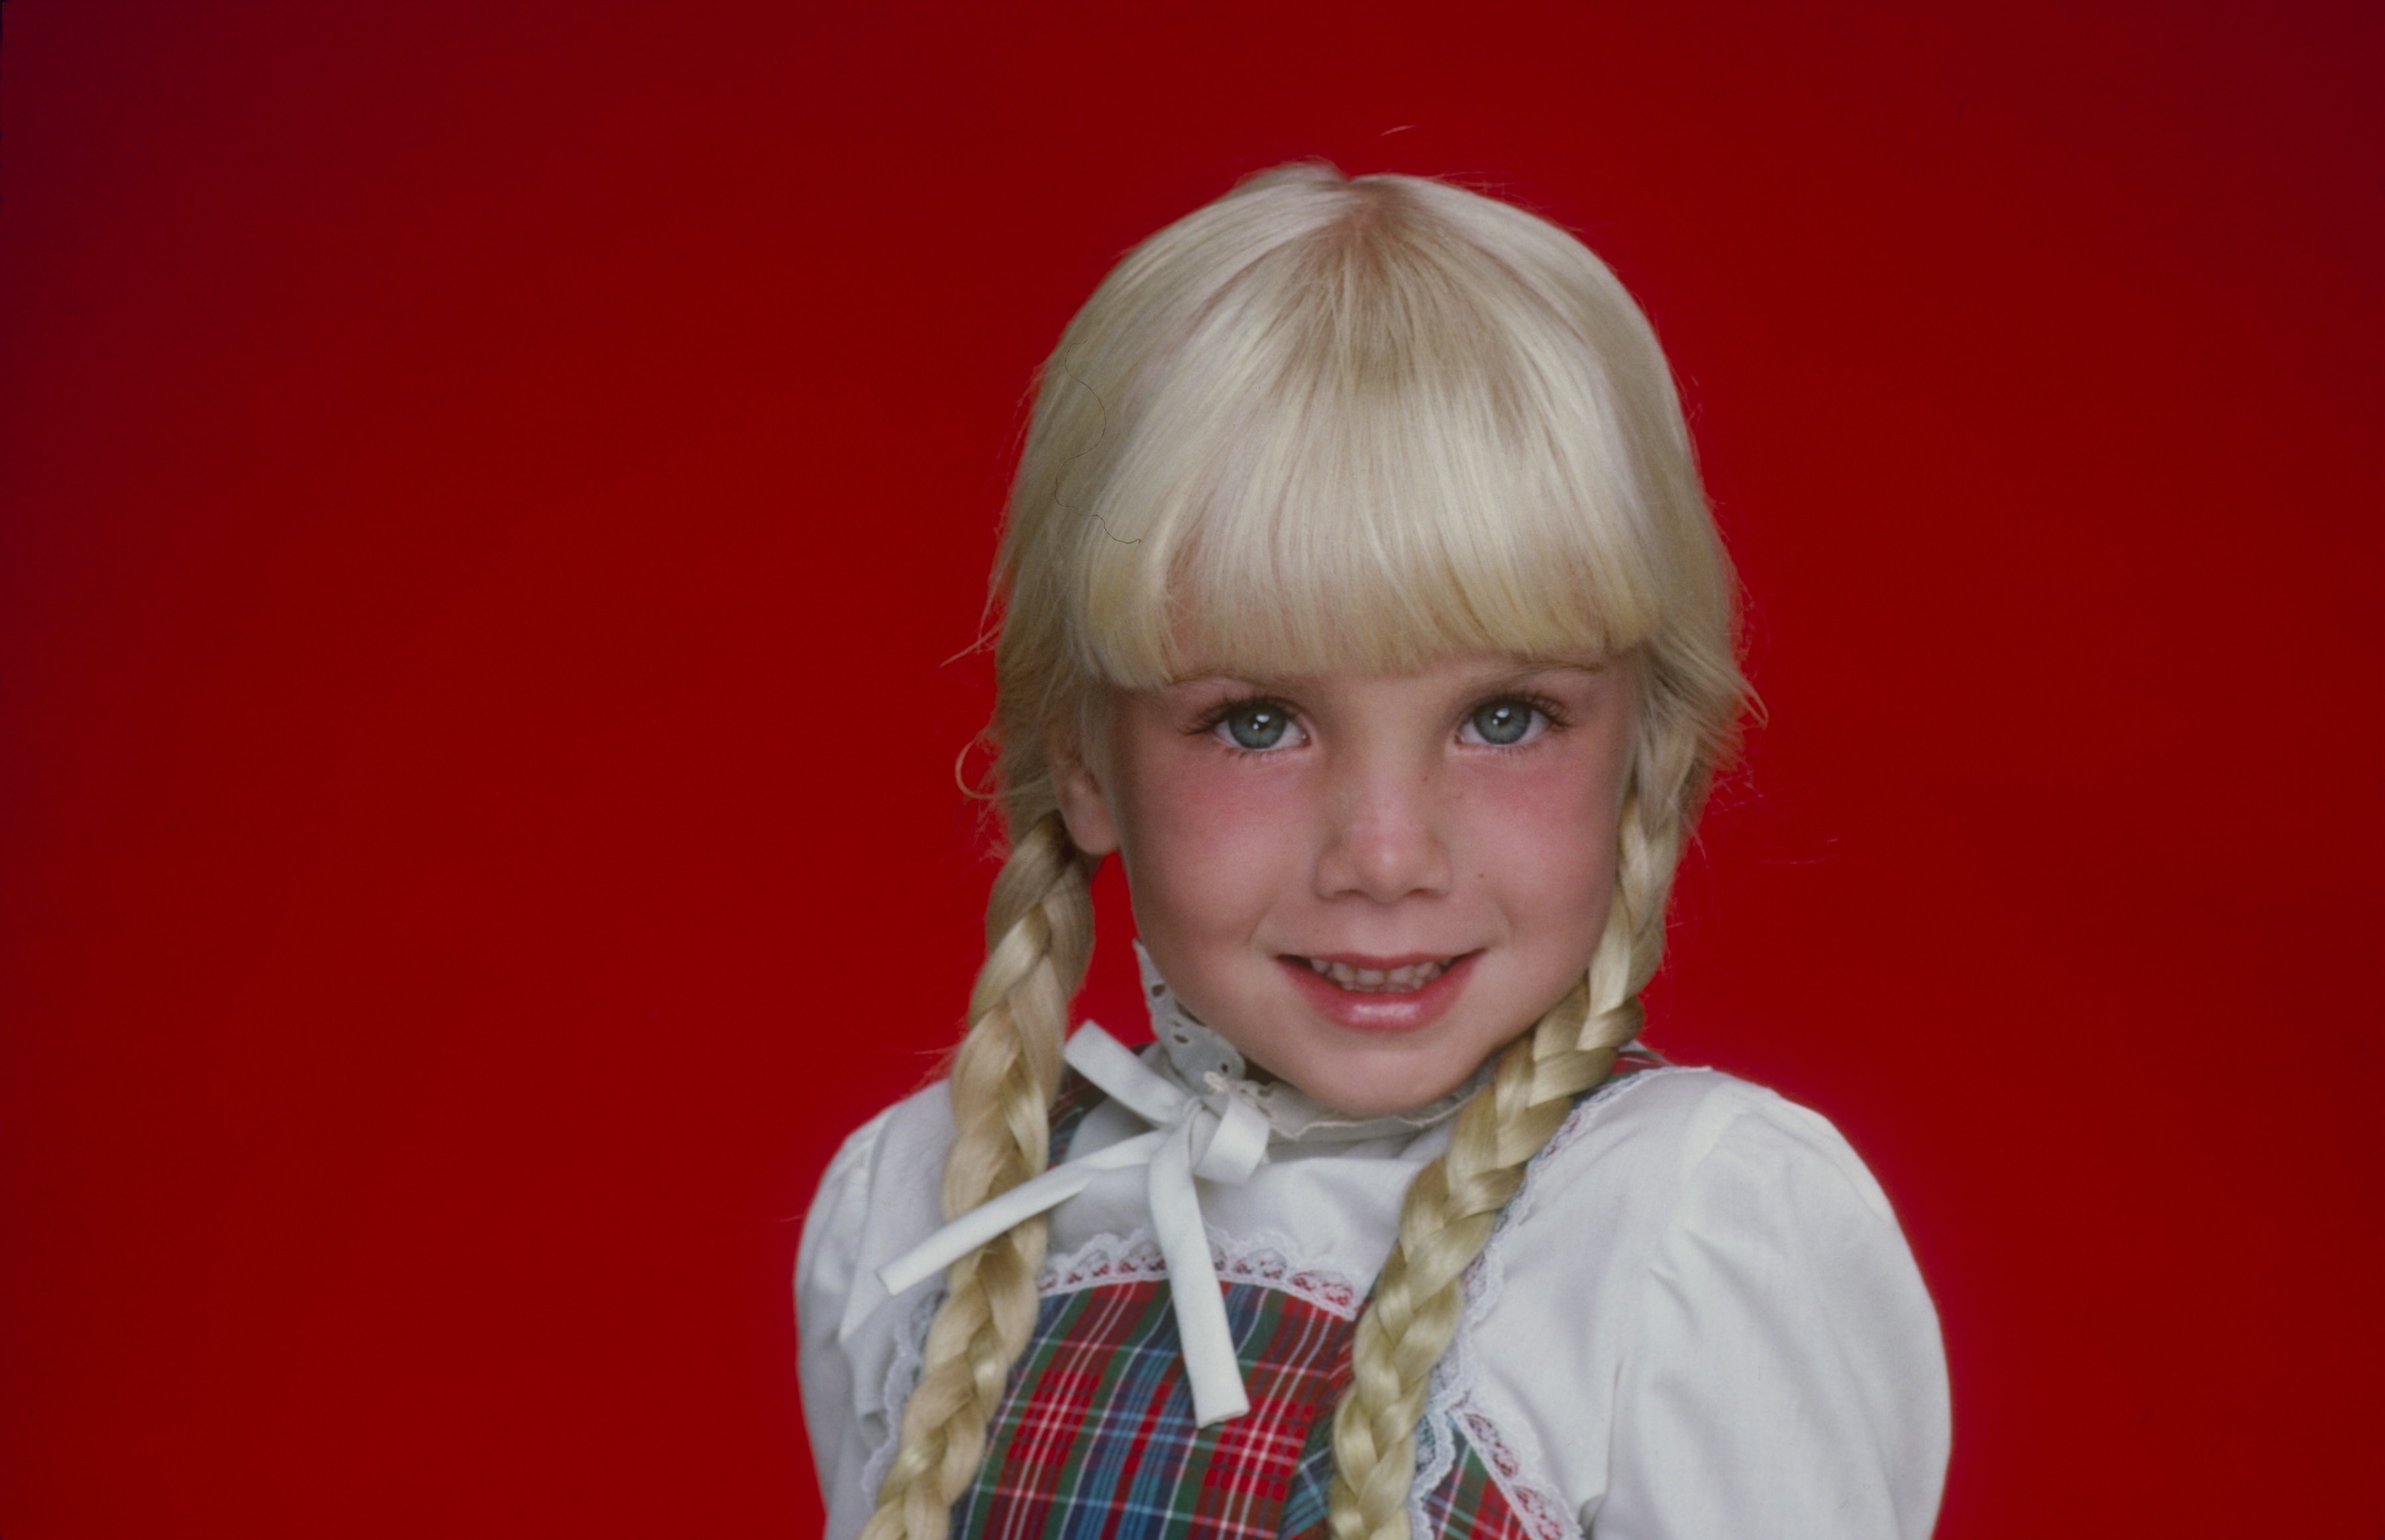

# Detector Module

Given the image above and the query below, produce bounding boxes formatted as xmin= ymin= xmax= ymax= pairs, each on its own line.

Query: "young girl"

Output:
xmin=796 ymin=163 xmax=1949 ymax=1540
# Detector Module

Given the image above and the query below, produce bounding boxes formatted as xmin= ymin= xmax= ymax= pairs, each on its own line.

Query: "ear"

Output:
xmin=1050 ymin=736 xmax=1122 ymax=858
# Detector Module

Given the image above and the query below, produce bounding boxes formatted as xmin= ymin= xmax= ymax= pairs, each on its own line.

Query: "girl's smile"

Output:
xmin=1055 ymin=653 xmax=1638 ymax=1117
xmin=1278 ymin=949 xmax=1481 ymax=1033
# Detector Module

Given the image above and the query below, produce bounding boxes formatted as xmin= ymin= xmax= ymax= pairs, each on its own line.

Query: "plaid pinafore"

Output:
xmin=945 ymin=1054 xmax=1662 ymax=1540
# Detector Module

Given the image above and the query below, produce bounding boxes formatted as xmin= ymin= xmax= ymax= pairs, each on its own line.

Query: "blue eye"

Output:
xmin=1466 ymin=699 xmax=1542 ymax=746
xmin=1219 ymin=702 xmax=1293 ymax=750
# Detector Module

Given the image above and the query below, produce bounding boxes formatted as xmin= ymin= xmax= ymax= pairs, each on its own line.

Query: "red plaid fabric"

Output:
xmin=937 ymin=1059 xmax=1668 ymax=1537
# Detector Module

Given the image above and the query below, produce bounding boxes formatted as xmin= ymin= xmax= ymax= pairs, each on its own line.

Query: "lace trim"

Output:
xmin=1038 ymin=1225 xmax=1362 ymax=1320
xmin=1454 ymin=1402 xmax=1580 ymax=1540
xmin=857 ymin=1284 xmax=943 ymax=1512
xmin=1409 ymin=1066 xmax=1697 ymax=1540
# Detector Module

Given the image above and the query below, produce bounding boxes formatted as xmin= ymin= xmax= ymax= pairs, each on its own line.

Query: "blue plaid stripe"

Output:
xmin=1277 ymin=1415 xmax=1335 ymax=1537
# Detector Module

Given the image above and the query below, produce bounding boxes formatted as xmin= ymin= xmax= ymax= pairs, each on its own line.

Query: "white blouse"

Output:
xmin=796 ymin=958 xmax=1950 ymax=1539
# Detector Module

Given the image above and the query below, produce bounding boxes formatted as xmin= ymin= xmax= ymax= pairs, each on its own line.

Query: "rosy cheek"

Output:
xmin=1118 ymin=746 xmax=1306 ymax=940
xmin=1456 ymin=750 xmax=1618 ymax=909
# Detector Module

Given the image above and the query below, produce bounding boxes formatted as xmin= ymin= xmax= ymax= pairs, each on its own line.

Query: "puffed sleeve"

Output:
xmin=795 ymin=1105 xmax=893 ymax=1510
xmin=1593 ymin=1092 xmax=1949 ymax=1539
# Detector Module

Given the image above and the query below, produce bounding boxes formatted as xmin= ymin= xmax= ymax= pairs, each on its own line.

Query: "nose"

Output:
xmin=1312 ymin=745 xmax=1455 ymax=903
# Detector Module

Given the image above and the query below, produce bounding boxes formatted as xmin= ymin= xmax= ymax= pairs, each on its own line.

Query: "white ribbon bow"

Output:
xmin=876 ymin=1023 xmax=1273 ymax=1427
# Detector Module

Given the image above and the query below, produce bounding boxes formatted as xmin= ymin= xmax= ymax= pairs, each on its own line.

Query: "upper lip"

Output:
xmin=1289 ymin=950 xmax=1472 ymax=970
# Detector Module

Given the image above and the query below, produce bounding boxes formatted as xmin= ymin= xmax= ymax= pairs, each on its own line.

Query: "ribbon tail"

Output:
xmin=876 ymin=1164 xmax=1094 ymax=1298
xmin=1147 ymin=1118 xmax=1251 ymax=1427
xmin=871 ymin=1130 xmax=1170 ymax=1302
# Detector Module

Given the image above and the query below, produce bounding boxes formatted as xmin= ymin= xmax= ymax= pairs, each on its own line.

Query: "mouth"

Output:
xmin=1294 ymin=955 xmax=1461 ymax=994
xmin=1275 ymin=950 xmax=1481 ymax=1034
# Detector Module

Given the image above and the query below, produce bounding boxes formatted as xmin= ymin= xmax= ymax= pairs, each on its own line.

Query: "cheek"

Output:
xmin=1112 ymin=749 xmax=1306 ymax=945
xmin=1458 ymin=751 xmax=1622 ymax=938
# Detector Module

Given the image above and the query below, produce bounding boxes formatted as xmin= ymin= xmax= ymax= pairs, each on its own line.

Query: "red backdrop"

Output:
xmin=1 ymin=3 xmax=2376 ymax=1535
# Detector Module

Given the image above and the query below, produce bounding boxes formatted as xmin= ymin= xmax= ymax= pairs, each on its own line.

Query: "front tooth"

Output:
xmin=1308 ymin=958 xmax=1458 ymax=992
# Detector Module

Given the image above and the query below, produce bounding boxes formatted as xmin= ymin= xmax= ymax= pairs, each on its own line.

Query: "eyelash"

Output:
xmin=1468 ymin=692 xmax=1571 ymax=748
xmin=1192 ymin=695 xmax=1306 ymax=757
xmin=1191 ymin=692 xmax=1572 ymax=753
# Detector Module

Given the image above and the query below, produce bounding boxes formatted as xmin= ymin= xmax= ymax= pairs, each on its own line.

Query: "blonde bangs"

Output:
xmin=1055 ymin=206 xmax=1672 ymax=688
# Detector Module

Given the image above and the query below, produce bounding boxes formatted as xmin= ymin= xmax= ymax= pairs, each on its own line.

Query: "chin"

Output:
xmin=1287 ymin=1049 xmax=1491 ymax=1120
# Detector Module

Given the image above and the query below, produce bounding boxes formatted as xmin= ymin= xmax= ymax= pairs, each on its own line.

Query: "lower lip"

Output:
xmin=1276 ymin=952 xmax=1481 ymax=1035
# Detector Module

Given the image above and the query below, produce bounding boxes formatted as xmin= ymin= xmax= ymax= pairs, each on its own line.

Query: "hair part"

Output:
xmin=863 ymin=160 xmax=1748 ymax=1540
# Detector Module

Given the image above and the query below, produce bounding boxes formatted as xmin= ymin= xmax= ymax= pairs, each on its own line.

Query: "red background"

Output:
xmin=2 ymin=3 xmax=2376 ymax=1535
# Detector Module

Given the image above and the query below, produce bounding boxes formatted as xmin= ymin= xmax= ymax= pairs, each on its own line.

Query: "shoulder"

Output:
xmin=1478 ymin=1062 xmax=1921 ymax=1360
xmin=796 ymin=1080 xmax=958 ymax=1337
xmin=1485 ymin=1062 xmax=1940 ymax=1407
xmin=808 ymin=1078 xmax=957 ymax=1218
xmin=828 ymin=1078 xmax=961 ymax=1196
xmin=1473 ymin=1066 xmax=1950 ymax=1537
xmin=1516 ymin=1064 xmax=1901 ymax=1235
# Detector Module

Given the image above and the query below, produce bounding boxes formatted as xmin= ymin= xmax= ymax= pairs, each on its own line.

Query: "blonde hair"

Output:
xmin=863 ymin=162 xmax=1746 ymax=1540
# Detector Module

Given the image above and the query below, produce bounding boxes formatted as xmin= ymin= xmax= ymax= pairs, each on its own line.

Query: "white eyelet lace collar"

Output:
xmin=1134 ymin=939 xmax=1486 ymax=1143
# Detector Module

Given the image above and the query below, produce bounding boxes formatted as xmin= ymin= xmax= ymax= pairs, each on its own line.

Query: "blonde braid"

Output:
xmin=859 ymin=811 xmax=1095 ymax=1540
xmin=1326 ymin=787 xmax=1685 ymax=1540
